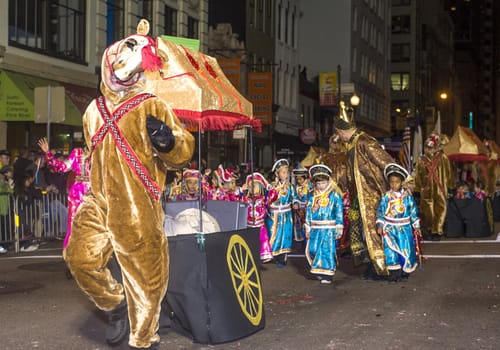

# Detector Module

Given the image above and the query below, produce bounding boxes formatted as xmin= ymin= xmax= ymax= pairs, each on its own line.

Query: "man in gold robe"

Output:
xmin=334 ymin=102 xmax=394 ymax=278
xmin=414 ymin=133 xmax=455 ymax=240
xmin=64 ymin=21 xmax=194 ymax=349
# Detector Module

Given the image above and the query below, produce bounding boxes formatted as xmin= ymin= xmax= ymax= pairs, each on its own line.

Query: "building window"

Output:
xmin=187 ymin=16 xmax=199 ymax=39
xmin=257 ymin=0 xmax=264 ymax=30
xmin=291 ymin=7 xmax=296 ymax=48
xmin=392 ymin=15 xmax=410 ymax=33
xmin=164 ymin=5 xmax=177 ymax=36
xmin=277 ymin=4 xmax=282 ymax=40
xmin=391 ymin=43 xmax=410 ymax=62
xmin=138 ymin=0 xmax=153 ymax=30
xmin=284 ymin=5 xmax=289 ymax=44
xmin=8 ymin=0 xmax=86 ymax=63
xmin=392 ymin=0 xmax=411 ymax=5
xmin=106 ymin=0 xmax=125 ymax=46
xmin=391 ymin=73 xmax=410 ymax=91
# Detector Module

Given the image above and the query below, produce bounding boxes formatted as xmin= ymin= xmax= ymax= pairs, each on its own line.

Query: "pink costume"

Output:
xmin=216 ymin=165 xmax=243 ymax=201
xmin=243 ymin=173 xmax=277 ymax=262
xmin=45 ymin=148 xmax=90 ymax=248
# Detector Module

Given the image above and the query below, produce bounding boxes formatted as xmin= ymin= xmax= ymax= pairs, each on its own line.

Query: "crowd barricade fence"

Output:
xmin=0 ymin=191 xmax=68 ymax=252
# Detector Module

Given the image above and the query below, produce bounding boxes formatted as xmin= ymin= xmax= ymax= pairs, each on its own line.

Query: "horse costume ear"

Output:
xmin=137 ymin=19 xmax=150 ymax=35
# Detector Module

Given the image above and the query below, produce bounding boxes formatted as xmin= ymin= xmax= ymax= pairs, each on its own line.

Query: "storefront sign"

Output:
xmin=247 ymin=72 xmax=273 ymax=125
xmin=319 ymin=72 xmax=337 ymax=106
xmin=218 ymin=58 xmax=241 ymax=90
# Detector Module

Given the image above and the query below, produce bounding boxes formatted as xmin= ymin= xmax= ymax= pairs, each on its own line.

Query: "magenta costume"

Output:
xmin=45 ymin=148 xmax=90 ymax=248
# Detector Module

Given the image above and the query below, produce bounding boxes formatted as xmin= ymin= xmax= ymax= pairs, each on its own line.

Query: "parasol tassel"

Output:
xmin=141 ymin=45 xmax=162 ymax=72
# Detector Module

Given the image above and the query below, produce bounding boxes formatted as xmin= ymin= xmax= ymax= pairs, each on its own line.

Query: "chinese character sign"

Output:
xmin=247 ymin=72 xmax=273 ymax=125
xmin=319 ymin=72 xmax=337 ymax=106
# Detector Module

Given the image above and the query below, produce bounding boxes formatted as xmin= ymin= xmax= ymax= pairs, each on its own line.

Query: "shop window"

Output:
xmin=8 ymin=0 xmax=87 ymax=63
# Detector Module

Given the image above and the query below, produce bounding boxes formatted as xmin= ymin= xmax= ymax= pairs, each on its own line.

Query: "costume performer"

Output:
xmin=38 ymin=137 xmax=90 ymax=249
xmin=376 ymin=163 xmax=421 ymax=282
xmin=64 ymin=20 xmax=194 ymax=350
xmin=292 ymin=165 xmax=312 ymax=243
xmin=164 ymin=170 xmax=182 ymax=201
xmin=266 ymin=159 xmax=298 ymax=267
xmin=176 ymin=169 xmax=201 ymax=201
xmin=334 ymin=101 xmax=394 ymax=278
xmin=243 ymin=172 xmax=277 ymax=263
xmin=414 ymin=132 xmax=455 ymax=240
xmin=304 ymin=164 xmax=344 ymax=284
xmin=216 ymin=165 xmax=243 ymax=201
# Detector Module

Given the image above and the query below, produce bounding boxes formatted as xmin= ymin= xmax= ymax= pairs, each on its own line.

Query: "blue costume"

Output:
xmin=305 ymin=181 xmax=344 ymax=278
xmin=376 ymin=188 xmax=420 ymax=273
xmin=266 ymin=180 xmax=298 ymax=257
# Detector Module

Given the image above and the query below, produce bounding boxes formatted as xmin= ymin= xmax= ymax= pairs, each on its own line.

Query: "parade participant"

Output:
xmin=242 ymin=172 xmax=277 ymax=263
xmin=217 ymin=165 xmax=243 ymax=201
xmin=38 ymin=137 xmax=90 ymax=248
xmin=473 ymin=181 xmax=487 ymax=200
xmin=266 ymin=159 xmax=298 ymax=267
xmin=164 ymin=170 xmax=182 ymax=202
xmin=176 ymin=169 xmax=201 ymax=201
xmin=304 ymin=164 xmax=344 ymax=284
xmin=64 ymin=20 xmax=194 ymax=350
xmin=376 ymin=163 xmax=421 ymax=282
xmin=202 ymin=168 xmax=222 ymax=201
xmin=414 ymin=132 xmax=455 ymax=240
xmin=334 ymin=101 xmax=394 ymax=279
xmin=292 ymin=164 xmax=312 ymax=246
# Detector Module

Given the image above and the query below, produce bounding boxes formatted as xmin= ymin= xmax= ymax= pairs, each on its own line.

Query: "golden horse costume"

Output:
xmin=64 ymin=21 xmax=194 ymax=349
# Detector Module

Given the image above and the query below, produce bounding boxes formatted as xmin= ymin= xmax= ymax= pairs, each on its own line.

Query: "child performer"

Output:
xmin=38 ymin=137 xmax=90 ymax=249
xmin=304 ymin=164 xmax=344 ymax=284
xmin=218 ymin=165 xmax=243 ymax=201
xmin=242 ymin=172 xmax=278 ymax=263
xmin=266 ymin=159 xmax=298 ymax=267
xmin=164 ymin=170 xmax=182 ymax=202
xmin=176 ymin=169 xmax=201 ymax=201
xmin=376 ymin=163 xmax=421 ymax=282
xmin=292 ymin=165 xmax=312 ymax=246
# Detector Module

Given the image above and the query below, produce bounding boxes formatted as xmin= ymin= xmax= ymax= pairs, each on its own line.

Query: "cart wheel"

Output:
xmin=226 ymin=234 xmax=263 ymax=326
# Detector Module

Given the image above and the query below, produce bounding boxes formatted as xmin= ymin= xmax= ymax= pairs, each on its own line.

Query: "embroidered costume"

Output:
xmin=292 ymin=165 xmax=312 ymax=242
xmin=44 ymin=148 xmax=90 ymax=248
xmin=376 ymin=164 xmax=420 ymax=274
xmin=243 ymin=173 xmax=277 ymax=262
xmin=304 ymin=164 xmax=344 ymax=282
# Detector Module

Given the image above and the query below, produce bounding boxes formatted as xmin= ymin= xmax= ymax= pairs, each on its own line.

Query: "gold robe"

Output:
xmin=64 ymin=91 xmax=194 ymax=347
xmin=414 ymin=151 xmax=455 ymax=235
xmin=345 ymin=131 xmax=394 ymax=275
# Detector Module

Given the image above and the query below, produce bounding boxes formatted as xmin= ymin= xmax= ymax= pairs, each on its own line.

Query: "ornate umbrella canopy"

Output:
xmin=443 ymin=126 xmax=488 ymax=162
xmin=148 ymin=37 xmax=261 ymax=132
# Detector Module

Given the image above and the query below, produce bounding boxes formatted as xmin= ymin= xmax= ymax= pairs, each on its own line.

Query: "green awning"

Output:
xmin=0 ymin=70 xmax=97 ymax=126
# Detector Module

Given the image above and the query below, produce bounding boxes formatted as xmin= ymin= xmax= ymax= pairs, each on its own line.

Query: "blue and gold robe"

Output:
xmin=304 ymin=183 xmax=344 ymax=276
xmin=376 ymin=189 xmax=420 ymax=273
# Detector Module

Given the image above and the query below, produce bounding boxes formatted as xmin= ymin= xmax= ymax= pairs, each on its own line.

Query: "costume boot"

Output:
xmin=130 ymin=342 xmax=159 ymax=350
xmin=106 ymin=300 xmax=129 ymax=345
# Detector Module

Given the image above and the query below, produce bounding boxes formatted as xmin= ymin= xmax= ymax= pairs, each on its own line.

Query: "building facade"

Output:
xmin=0 ymin=0 xmax=208 ymax=152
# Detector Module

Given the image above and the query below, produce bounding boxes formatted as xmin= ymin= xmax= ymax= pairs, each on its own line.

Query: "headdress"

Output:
xmin=383 ymin=163 xmax=409 ymax=181
xmin=183 ymin=168 xmax=200 ymax=180
xmin=334 ymin=101 xmax=355 ymax=130
xmin=425 ymin=132 xmax=440 ymax=149
xmin=292 ymin=164 xmax=308 ymax=177
xmin=308 ymin=164 xmax=332 ymax=179
xmin=271 ymin=158 xmax=289 ymax=173
xmin=245 ymin=172 xmax=269 ymax=189
xmin=221 ymin=168 xmax=237 ymax=182
xmin=0 ymin=150 xmax=10 ymax=157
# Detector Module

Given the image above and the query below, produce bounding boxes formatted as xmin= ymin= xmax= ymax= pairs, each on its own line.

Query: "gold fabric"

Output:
xmin=443 ymin=126 xmax=488 ymax=157
xmin=414 ymin=152 xmax=455 ymax=235
xmin=64 ymin=31 xmax=195 ymax=349
xmin=345 ymin=131 xmax=394 ymax=275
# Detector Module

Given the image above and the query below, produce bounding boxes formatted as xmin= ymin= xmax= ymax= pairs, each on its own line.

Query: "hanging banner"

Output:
xmin=247 ymin=72 xmax=273 ymax=125
xmin=319 ymin=72 xmax=337 ymax=106
xmin=218 ymin=58 xmax=241 ymax=90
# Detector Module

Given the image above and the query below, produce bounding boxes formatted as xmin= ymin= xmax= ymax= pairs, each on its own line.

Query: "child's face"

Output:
xmin=224 ymin=179 xmax=236 ymax=191
xmin=389 ymin=175 xmax=403 ymax=192
xmin=276 ymin=167 xmax=289 ymax=181
xmin=249 ymin=182 xmax=262 ymax=195
xmin=315 ymin=179 xmax=329 ymax=191
xmin=295 ymin=176 xmax=306 ymax=185
xmin=186 ymin=179 xmax=198 ymax=193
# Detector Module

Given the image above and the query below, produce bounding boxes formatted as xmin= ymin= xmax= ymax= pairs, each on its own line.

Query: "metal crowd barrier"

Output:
xmin=0 ymin=191 xmax=68 ymax=252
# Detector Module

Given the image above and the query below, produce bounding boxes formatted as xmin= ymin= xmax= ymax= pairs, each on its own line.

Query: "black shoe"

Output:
xmin=388 ymin=269 xmax=402 ymax=282
xmin=401 ymin=271 xmax=410 ymax=279
xmin=129 ymin=343 xmax=159 ymax=350
xmin=431 ymin=234 xmax=441 ymax=241
xmin=106 ymin=300 xmax=129 ymax=346
xmin=362 ymin=264 xmax=387 ymax=281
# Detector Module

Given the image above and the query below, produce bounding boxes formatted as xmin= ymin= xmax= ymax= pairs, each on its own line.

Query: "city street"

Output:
xmin=1 ymin=236 xmax=499 ymax=350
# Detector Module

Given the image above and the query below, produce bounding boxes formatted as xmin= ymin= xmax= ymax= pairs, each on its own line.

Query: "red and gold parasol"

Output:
xmin=443 ymin=126 xmax=488 ymax=162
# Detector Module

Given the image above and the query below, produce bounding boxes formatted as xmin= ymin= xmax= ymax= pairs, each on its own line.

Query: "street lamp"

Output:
xmin=350 ymin=93 xmax=360 ymax=107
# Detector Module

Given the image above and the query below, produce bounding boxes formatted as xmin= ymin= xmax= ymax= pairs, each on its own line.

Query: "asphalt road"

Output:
xmin=0 ymin=237 xmax=499 ymax=350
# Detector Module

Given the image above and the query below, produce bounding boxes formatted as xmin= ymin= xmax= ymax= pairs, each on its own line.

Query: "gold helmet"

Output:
xmin=334 ymin=101 xmax=355 ymax=130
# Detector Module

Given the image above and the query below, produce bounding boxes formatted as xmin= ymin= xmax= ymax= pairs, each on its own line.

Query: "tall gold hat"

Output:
xmin=334 ymin=101 xmax=355 ymax=130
